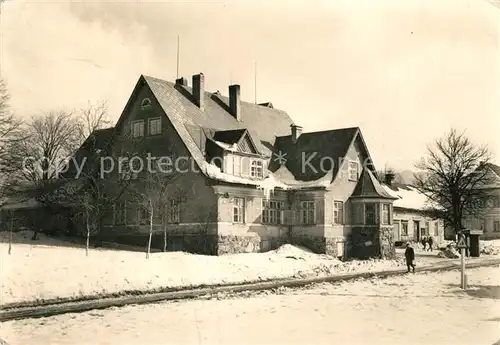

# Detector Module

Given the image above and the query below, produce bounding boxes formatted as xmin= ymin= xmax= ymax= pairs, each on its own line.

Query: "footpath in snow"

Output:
xmin=1 ymin=231 xmax=499 ymax=305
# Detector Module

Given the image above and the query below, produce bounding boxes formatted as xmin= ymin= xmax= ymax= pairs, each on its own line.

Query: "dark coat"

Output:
xmin=405 ymin=247 xmax=415 ymax=261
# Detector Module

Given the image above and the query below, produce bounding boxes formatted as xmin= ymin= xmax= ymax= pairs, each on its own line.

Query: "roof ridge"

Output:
xmin=276 ymin=126 xmax=360 ymax=139
xmin=143 ymin=74 xmax=289 ymax=113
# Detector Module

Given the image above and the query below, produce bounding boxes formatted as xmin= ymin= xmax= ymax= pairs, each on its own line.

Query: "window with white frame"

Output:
xmin=434 ymin=222 xmax=439 ymax=236
xmin=262 ymin=200 xmax=284 ymax=224
xmin=250 ymin=159 xmax=264 ymax=178
xmin=233 ymin=198 xmax=245 ymax=223
xmin=131 ymin=120 xmax=144 ymax=138
xmin=348 ymin=161 xmax=359 ymax=181
xmin=494 ymin=220 xmax=500 ymax=232
xmin=333 ymin=201 xmax=344 ymax=224
xmin=365 ymin=203 xmax=377 ymax=225
xmin=401 ymin=221 xmax=409 ymax=236
xmin=382 ymin=204 xmax=391 ymax=225
xmin=299 ymin=201 xmax=316 ymax=225
xmin=167 ymin=199 xmax=181 ymax=224
xmin=149 ymin=118 xmax=161 ymax=135
xmin=114 ymin=201 xmax=127 ymax=225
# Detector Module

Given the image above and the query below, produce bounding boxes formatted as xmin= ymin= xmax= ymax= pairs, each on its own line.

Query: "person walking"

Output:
xmin=405 ymin=243 xmax=415 ymax=273
xmin=421 ymin=236 xmax=427 ymax=250
xmin=427 ymin=236 xmax=434 ymax=252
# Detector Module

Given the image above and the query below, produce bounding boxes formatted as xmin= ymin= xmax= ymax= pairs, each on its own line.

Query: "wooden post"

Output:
xmin=460 ymin=247 xmax=466 ymax=289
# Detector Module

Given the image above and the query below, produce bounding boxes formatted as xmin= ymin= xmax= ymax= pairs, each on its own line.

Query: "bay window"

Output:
xmin=262 ymin=200 xmax=284 ymax=224
xmin=365 ymin=203 xmax=377 ymax=225
xmin=382 ymin=204 xmax=390 ymax=225
xmin=299 ymin=201 xmax=316 ymax=225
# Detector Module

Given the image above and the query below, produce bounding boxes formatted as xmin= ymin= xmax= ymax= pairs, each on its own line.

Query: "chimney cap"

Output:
xmin=175 ymin=77 xmax=188 ymax=86
xmin=290 ymin=124 xmax=303 ymax=129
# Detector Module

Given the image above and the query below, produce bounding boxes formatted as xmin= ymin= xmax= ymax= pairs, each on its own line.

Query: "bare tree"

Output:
xmin=7 ymin=101 xmax=111 ymax=184
xmin=76 ymin=100 xmax=112 ymax=144
xmin=413 ymin=129 xmax=495 ymax=237
xmin=55 ymin=129 xmax=142 ymax=256
xmin=131 ymin=165 xmax=186 ymax=258
xmin=0 ymin=79 xmax=23 ymax=193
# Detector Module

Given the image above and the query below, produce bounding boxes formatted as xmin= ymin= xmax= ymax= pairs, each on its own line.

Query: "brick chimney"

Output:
xmin=384 ymin=171 xmax=396 ymax=186
xmin=229 ymin=84 xmax=241 ymax=121
xmin=290 ymin=124 xmax=303 ymax=143
xmin=175 ymin=77 xmax=188 ymax=86
xmin=192 ymin=73 xmax=205 ymax=111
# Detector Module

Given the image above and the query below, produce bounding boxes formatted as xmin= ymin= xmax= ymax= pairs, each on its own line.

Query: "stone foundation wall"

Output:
xmin=325 ymin=236 xmax=346 ymax=257
xmin=259 ymin=236 xmax=289 ymax=252
xmin=379 ymin=226 xmax=396 ymax=259
xmin=347 ymin=226 xmax=396 ymax=259
xmin=217 ymin=234 xmax=261 ymax=255
xmin=347 ymin=226 xmax=380 ymax=259
xmin=286 ymin=235 xmax=347 ymax=257
xmin=290 ymin=235 xmax=325 ymax=254
xmin=95 ymin=232 xmax=218 ymax=255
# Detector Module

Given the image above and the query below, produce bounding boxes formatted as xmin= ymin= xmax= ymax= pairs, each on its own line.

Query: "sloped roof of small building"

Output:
xmin=351 ymin=169 xmax=397 ymax=199
xmin=382 ymin=183 xmax=433 ymax=210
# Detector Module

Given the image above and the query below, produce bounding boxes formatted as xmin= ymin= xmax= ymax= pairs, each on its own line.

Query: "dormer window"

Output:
xmin=141 ymin=98 xmax=152 ymax=110
xmin=250 ymin=159 xmax=264 ymax=178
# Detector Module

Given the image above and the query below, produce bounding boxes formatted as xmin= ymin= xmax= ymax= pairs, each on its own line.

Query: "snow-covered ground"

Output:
xmin=3 ymin=265 xmax=499 ymax=345
xmin=1 ymin=231 xmax=499 ymax=305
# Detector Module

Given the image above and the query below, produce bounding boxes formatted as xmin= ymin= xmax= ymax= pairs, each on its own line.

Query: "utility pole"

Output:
xmin=457 ymin=231 xmax=468 ymax=289
xmin=254 ymin=61 xmax=257 ymax=104
xmin=176 ymin=34 xmax=180 ymax=79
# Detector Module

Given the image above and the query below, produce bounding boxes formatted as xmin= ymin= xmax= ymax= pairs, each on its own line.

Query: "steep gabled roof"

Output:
xmin=63 ymin=127 xmax=115 ymax=179
xmin=213 ymin=128 xmax=260 ymax=155
xmin=258 ymin=102 xmax=274 ymax=108
xmin=213 ymin=129 xmax=247 ymax=144
xmin=351 ymin=169 xmax=398 ymax=199
xmin=486 ymin=163 xmax=500 ymax=179
xmin=114 ymin=75 xmax=295 ymax=181
xmin=269 ymin=127 xmax=377 ymax=183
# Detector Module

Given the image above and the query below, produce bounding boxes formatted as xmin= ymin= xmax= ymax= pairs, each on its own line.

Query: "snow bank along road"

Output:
xmin=2 ymin=266 xmax=499 ymax=345
xmin=2 ymin=257 xmax=499 ymax=323
xmin=3 ymin=231 xmax=499 ymax=307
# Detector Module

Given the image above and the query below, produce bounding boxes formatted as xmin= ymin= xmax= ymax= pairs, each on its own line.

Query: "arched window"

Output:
xmin=140 ymin=98 xmax=152 ymax=109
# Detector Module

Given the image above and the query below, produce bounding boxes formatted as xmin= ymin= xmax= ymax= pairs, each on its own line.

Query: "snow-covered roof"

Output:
xmin=205 ymin=163 xmax=332 ymax=200
xmin=212 ymin=140 xmax=239 ymax=152
xmin=381 ymin=184 xmax=430 ymax=210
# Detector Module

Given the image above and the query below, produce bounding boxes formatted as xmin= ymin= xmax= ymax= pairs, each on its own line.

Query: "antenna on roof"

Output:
xmin=176 ymin=34 xmax=180 ymax=79
xmin=254 ymin=61 xmax=257 ymax=104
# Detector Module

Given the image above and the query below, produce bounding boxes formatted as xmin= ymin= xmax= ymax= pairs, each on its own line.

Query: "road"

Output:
xmin=2 ymin=266 xmax=499 ymax=345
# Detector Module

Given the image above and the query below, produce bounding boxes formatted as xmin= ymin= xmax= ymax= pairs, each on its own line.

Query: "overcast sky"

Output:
xmin=2 ymin=0 xmax=499 ymax=170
